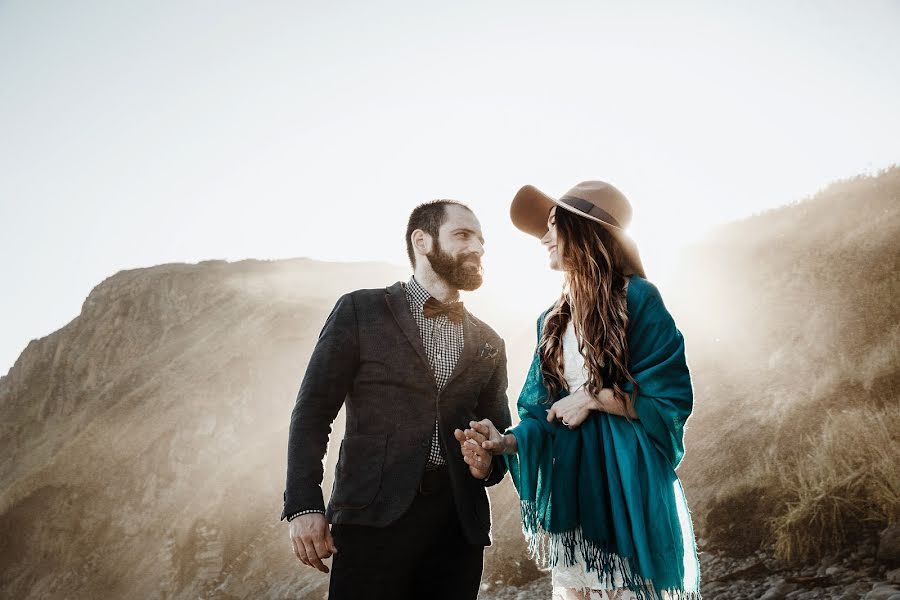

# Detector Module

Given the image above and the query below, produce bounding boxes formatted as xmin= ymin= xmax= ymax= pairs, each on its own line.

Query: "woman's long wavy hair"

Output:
xmin=539 ymin=208 xmax=639 ymax=416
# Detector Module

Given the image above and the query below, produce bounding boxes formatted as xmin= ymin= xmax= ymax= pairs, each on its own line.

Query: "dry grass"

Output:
xmin=769 ymin=405 xmax=900 ymax=562
xmin=671 ymin=167 xmax=900 ymax=558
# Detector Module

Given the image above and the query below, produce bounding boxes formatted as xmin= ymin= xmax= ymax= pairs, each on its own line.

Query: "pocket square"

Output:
xmin=478 ymin=342 xmax=498 ymax=359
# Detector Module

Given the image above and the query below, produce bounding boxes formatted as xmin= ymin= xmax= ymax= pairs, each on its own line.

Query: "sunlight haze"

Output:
xmin=1 ymin=0 xmax=899 ymax=374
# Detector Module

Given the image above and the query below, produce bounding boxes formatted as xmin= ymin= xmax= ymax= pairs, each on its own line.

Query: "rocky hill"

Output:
xmin=0 ymin=258 xmax=416 ymax=598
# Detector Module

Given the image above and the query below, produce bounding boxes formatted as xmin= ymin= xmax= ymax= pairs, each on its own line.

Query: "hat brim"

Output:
xmin=510 ymin=184 xmax=646 ymax=277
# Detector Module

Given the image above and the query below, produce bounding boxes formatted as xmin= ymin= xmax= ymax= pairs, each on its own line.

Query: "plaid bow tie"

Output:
xmin=422 ymin=297 xmax=465 ymax=323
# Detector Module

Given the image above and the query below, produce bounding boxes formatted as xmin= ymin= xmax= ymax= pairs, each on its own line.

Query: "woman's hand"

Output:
xmin=546 ymin=386 xmax=599 ymax=428
xmin=548 ymin=386 xmax=638 ymax=428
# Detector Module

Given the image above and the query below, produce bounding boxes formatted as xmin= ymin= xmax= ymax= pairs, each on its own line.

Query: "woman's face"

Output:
xmin=541 ymin=206 xmax=563 ymax=271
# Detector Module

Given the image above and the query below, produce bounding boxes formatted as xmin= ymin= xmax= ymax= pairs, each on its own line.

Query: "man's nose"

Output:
xmin=471 ymin=239 xmax=485 ymax=257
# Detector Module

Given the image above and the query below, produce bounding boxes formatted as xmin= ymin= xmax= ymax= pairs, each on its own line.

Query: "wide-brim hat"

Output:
xmin=510 ymin=180 xmax=646 ymax=277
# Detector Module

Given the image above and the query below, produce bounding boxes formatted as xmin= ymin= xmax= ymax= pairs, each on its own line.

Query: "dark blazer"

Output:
xmin=280 ymin=281 xmax=512 ymax=546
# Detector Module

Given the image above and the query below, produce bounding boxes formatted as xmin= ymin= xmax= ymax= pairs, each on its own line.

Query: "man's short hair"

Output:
xmin=405 ymin=200 xmax=471 ymax=268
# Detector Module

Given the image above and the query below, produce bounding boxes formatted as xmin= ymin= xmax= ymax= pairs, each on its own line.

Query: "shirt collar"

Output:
xmin=404 ymin=275 xmax=432 ymax=309
xmin=404 ymin=275 xmax=463 ymax=306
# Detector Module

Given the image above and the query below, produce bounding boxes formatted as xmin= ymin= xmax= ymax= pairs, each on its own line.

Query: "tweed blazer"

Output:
xmin=280 ymin=281 xmax=512 ymax=546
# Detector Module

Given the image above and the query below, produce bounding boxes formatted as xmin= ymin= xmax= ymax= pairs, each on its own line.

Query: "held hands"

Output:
xmin=289 ymin=512 xmax=337 ymax=573
xmin=454 ymin=424 xmax=493 ymax=479
xmin=456 ymin=419 xmax=516 ymax=457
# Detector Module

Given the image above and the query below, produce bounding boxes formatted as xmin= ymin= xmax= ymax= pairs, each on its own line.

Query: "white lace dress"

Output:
xmin=550 ymin=321 xmax=640 ymax=600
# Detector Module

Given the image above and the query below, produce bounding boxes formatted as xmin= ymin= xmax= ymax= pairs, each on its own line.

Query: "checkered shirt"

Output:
xmin=404 ymin=276 xmax=465 ymax=468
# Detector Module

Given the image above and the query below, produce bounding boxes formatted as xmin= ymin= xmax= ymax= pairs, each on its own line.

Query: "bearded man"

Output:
xmin=280 ymin=200 xmax=512 ymax=600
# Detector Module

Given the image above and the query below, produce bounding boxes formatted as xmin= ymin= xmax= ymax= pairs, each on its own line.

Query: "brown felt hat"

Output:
xmin=510 ymin=180 xmax=646 ymax=277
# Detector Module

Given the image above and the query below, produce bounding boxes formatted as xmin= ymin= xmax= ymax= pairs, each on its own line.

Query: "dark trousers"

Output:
xmin=327 ymin=466 xmax=485 ymax=600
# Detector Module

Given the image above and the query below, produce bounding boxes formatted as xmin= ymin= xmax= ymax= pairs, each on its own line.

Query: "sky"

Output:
xmin=1 ymin=0 xmax=899 ymax=376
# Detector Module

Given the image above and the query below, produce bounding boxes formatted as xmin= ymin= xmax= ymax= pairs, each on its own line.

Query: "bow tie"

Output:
xmin=423 ymin=297 xmax=465 ymax=323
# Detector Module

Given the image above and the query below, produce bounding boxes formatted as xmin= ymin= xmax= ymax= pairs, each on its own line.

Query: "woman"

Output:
xmin=459 ymin=181 xmax=701 ymax=600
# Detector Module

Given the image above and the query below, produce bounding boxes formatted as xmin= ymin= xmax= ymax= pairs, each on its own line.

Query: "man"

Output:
xmin=281 ymin=200 xmax=512 ymax=600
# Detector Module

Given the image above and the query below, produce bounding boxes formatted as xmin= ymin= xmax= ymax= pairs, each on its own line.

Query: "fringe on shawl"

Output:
xmin=519 ymin=500 xmax=702 ymax=600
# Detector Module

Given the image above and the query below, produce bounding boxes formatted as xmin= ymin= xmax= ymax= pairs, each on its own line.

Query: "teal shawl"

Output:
xmin=505 ymin=276 xmax=701 ymax=600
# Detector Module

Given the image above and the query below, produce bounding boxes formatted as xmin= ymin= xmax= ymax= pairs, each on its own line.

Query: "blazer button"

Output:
xmin=421 ymin=439 xmax=430 ymax=448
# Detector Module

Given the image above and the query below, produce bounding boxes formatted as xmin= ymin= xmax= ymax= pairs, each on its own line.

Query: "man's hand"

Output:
xmin=289 ymin=512 xmax=337 ymax=573
xmin=454 ymin=427 xmax=493 ymax=479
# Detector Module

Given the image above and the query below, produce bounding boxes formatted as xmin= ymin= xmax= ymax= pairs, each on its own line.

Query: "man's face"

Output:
xmin=427 ymin=205 xmax=485 ymax=291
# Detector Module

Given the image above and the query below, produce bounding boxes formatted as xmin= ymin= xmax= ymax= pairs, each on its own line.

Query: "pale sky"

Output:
xmin=2 ymin=0 xmax=899 ymax=376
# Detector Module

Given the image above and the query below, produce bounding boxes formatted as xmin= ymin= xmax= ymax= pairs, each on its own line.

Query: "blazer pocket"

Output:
xmin=329 ymin=434 xmax=387 ymax=510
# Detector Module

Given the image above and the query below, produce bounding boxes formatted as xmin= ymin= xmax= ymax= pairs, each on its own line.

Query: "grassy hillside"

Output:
xmin=669 ymin=166 xmax=900 ymax=560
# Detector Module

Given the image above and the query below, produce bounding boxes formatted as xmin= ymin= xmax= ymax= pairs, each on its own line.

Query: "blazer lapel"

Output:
xmin=385 ymin=282 xmax=432 ymax=372
xmin=443 ymin=310 xmax=482 ymax=391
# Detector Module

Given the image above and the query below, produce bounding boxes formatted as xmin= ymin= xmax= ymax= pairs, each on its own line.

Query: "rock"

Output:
xmin=888 ymin=567 xmax=900 ymax=584
xmin=701 ymin=581 xmax=727 ymax=596
xmin=865 ymin=582 xmax=900 ymax=600
xmin=716 ymin=560 xmax=770 ymax=582
xmin=759 ymin=579 xmax=799 ymax=600
xmin=878 ymin=525 xmax=900 ymax=566
xmin=842 ymin=581 xmax=877 ymax=598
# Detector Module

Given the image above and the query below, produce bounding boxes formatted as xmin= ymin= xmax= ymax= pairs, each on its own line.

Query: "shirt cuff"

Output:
xmin=286 ymin=509 xmax=325 ymax=522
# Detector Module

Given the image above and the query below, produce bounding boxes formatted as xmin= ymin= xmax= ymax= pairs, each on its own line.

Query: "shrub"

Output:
xmin=770 ymin=405 xmax=900 ymax=562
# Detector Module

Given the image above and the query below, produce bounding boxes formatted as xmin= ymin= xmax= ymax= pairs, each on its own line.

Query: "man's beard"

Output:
xmin=427 ymin=241 xmax=484 ymax=291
